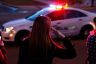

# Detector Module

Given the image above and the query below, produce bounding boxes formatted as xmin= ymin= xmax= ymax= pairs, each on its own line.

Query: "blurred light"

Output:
xmin=9 ymin=33 xmax=14 ymax=37
xmin=64 ymin=3 xmax=68 ymax=8
xmin=6 ymin=27 xmax=13 ymax=33
xmin=50 ymin=4 xmax=56 ymax=8
xmin=56 ymin=5 xmax=63 ymax=10
xmin=49 ymin=3 xmax=69 ymax=10
xmin=50 ymin=4 xmax=63 ymax=10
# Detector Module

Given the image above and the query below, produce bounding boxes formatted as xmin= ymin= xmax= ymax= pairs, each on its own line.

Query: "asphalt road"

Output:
xmin=5 ymin=38 xmax=87 ymax=64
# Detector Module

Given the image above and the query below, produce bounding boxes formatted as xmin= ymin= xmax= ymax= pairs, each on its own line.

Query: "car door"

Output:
xmin=47 ymin=10 xmax=65 ymax=37
xmin=47 ymin=9 xmax=87 ymax=36
xmin=59 ymin=9 xmax=88 ymax=36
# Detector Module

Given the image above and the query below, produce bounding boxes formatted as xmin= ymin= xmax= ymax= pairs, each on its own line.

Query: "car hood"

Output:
xmin=3 ymin=18 xmax=32 ymax=27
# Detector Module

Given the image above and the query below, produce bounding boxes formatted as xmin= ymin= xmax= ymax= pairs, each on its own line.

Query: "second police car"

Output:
xmin=1 ymin=4 xmax=96 ymax=43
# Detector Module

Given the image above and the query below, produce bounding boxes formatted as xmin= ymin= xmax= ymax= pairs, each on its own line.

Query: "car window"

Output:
xmin=47 ymin=10 xmax=65 ymax=21
xmin=27 ymin=10 xmax=49 ymax=21
xmin=64 ymin=10 xmax=87 ymax=19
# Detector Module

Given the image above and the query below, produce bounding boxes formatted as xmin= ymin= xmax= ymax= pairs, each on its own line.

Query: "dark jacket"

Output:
xmin=86 ymin=30 xmax=96 ymax=64
xmin=18 ymin=37 xmax=76 ymax=64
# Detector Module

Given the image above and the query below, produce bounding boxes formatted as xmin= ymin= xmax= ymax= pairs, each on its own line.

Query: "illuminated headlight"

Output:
xmin=4 ymin=27 xmax=15 ymax=37
xmin=5 ymin=27 xmax=14 ymax=33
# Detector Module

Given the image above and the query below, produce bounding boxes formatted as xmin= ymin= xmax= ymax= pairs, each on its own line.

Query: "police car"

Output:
xmin=1 ymin=4 xmax=96 ymax=43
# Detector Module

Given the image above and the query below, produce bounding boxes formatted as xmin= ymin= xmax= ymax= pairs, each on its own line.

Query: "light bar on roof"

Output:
xmin=49 ymin=3 xmax=68 ymax=10
xmin=50 ymin=4 xmax=56 ymax=8
xmin=64 ymin=3 xmax=68 ymax=8
xmin=50 ymin=4 xmax=63 ymax=10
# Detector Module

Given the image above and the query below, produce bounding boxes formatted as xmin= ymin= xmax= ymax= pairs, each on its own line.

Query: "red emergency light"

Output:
xmin=50 ymin=3 xmax=68 ymax=10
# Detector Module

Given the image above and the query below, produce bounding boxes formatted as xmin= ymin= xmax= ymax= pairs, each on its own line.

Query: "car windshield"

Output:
xmin=26 ymin=7 xmax=54 ymax=21
xmin=26 ymin=10 xmax=47 ymax=21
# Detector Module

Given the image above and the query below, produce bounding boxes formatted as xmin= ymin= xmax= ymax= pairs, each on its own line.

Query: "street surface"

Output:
xmin=5 ymin=38 xmax=88 ymax=64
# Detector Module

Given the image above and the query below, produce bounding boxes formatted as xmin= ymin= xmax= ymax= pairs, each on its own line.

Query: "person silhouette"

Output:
xmin=86 ymin=17 xmax=96 ymax=64
xmin=18 ymin=16 xmax=76 ymax=64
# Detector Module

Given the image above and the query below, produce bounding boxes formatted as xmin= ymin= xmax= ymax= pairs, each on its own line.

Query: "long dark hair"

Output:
xmin=29 ymin=16 xmax=52 ymax=58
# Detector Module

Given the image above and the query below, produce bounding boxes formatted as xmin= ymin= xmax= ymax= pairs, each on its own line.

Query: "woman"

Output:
xmin=18 ymin=16 xmax=76 ymax=64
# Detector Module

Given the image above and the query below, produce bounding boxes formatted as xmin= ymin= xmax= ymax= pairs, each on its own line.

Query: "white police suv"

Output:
xmin=1 ymin=4 xmax=96 ymax=42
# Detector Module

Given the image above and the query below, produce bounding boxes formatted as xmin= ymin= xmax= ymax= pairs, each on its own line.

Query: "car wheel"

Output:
xmin=15 ymin=30 xmax=29 ymax=45
xmin=80 ymin=26 xmax=93 ymax=39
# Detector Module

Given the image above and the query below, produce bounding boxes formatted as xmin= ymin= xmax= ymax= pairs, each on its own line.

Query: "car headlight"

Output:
xmin=5 ymin=27 xmax=14 ymax=33
xmin=4 ymin=27 xmax=15 ymax=37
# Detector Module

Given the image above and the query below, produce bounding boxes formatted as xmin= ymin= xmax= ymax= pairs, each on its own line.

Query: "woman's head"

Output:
xmin=31 ymin=16 xmax=51 ymax=38
xmin=34 ymin=15 xmax=51 ymax=31
xmin=30 ymin=15 xmax=52 ymax=48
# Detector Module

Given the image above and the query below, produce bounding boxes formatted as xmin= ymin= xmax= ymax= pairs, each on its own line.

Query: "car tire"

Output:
xmin=15 ymin=30 xmax=29 ymax=45
xmin=79 ymin=26 xmax=93 ymax=39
